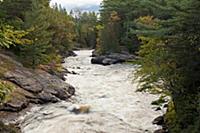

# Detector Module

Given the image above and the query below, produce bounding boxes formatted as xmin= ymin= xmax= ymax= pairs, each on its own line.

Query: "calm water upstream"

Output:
xmin=20 ymin=50 xmax=162 ymax=133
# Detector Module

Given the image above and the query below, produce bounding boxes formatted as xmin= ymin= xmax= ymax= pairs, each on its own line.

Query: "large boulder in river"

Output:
xmin=91 ymin=56 xmax=106 ymax=64
xmin=0 ymin=54 xmax=75 ymax=113
xmin=68 ymin=104 xmax=91 ymax=114
xmin=91 ymin=52 xmax=136 ymax=65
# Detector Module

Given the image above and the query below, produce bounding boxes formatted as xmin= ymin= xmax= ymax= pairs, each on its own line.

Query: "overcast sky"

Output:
xmin=50 ymin=0 xmax=103 ymax=12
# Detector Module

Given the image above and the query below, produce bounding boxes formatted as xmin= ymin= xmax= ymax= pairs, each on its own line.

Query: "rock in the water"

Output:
xmin=163 ymin=104 xmax=168 ymax=108
xmin=63 ymin=50 xmax=77 ymax=57
xmin=153 ymin=116 xmax=164 ymax=125
xmin=71 ymin=71 xmax=79 ymax=75
xmin=61 ymin=59 xmax=65 ymax=64
xmin=91 ymin=56 xmax=105 ymax=64
xmin=154 ymin=129 xmax=168 ymax=133
xmin=102 ymin=58 xmax=118 ymax=65
xmin=91 ymin=50 xmax=98 ymax=57
xmin=155 ymin=107 xmax=162 ymax=111
xmin=91 ymin=52 xmax=135 ymax=65
xmin=69 ymin=104 xmax=91 ymax=114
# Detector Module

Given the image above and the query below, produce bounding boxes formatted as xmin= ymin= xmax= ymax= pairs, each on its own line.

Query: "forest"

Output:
xmin=0 ymin=0 xmax=200 ymax=133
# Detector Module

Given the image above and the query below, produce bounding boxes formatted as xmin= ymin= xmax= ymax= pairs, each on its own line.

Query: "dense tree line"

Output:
xmin=98 ymin=0 xmax=200 ymax=132
xmin=71 ymin=10 xmax=98 ymax=48
xmin=0 ymin=0 xmax=76 ymax=68
xmin=97 ymin=0 xmax=148 ymax=54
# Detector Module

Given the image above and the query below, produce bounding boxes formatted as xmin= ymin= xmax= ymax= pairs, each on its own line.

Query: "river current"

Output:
xmin=20 ymin=50 xmax=162 ymax=133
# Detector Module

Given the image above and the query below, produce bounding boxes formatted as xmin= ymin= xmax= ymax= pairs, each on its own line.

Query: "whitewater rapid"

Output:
xmin=20 ymin=50 xmax=162 ymax=133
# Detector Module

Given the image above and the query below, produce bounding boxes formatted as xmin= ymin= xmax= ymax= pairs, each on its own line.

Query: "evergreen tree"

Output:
xmin=19 ymin=0 xmax=53 ymax=67
xmin=74 ymin=11 xmax=98 ymax=48
xmin=0 ymin=0 xmax=33 ymax=27
xmin=50 ymin=3 xmax=75 ymax=53
xmin=0 ymin=24 xmax=30 ymax=48
xmin=98 ymin=0 xmax=151 ymax=54
xmin=99 ymin=11 xmax=121 ymax=53
xmin=136 ymin=0 xmax=200 ymax=132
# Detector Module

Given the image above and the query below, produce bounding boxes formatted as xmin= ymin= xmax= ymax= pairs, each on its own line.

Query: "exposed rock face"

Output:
xmin=1 ymin=100 xmax=29 ymax=112
xmin=91 ymin=52 xmax=136 ymax=65
xmin=0 ymin=54 xmax=75 ymax=113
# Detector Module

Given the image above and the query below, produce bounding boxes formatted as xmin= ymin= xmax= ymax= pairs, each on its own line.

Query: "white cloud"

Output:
xmin=50 ymin=0 xmax=103 ymax=11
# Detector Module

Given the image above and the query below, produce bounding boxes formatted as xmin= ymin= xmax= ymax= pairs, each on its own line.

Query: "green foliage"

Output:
xmin=135 ymin=0 xmax=200 ymax=132
xmin=0 ymin=24 xmax=31 ymax=48
xmin=50 ymin=4 xmax=75 ymax=54
xmin=0 ymin=0 xmax=32 ymax=24
xmin=0 ymin=80 xmax=14 ymax=103
xmin=72 ymin=11 xmax=98 ymax=48
xmin=0 ymin=0 xmax=76 ymax=68
xmin=98 ymin=11 xmax=121 ymax=54
xmin=164 ymin=101 xmax=179 ymax=133
xmin=19 ymin=0 xmax=53 ymax=67
xmin=98 ymin=0 xmax=152 ymax=54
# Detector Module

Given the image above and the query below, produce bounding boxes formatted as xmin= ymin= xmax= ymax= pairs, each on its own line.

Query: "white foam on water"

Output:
xmin=20 ymin=50 xmax=162 ymax=133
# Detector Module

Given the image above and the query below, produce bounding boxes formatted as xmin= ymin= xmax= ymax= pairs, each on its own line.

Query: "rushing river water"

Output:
xmin=20 ymin=50 xmax=162 ymax=133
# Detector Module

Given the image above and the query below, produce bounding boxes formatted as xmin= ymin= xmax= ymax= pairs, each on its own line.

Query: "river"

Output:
xmin=20 ymin=50 xmax=162 ymax=133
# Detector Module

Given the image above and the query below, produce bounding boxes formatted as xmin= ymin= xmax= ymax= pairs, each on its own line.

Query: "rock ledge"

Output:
xmin=91 ymin=52 xmax=136 ymax=65
xmin=0 ymin=54 xmax=75 ymax=113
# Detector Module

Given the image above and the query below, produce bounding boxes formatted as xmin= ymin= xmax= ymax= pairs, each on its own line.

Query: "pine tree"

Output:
xmin=0 ymin=0 xmax=33 ymax=27
xmin=99 ymin=0 xmax=151 ymax=54
xmin=136 ymin=0 xmax=200 ymax=132
xmin=73 ymin=11 xmax=98 ymax=48
xmin=49 ymin=3 xmax=75 ymax=55
xmin=19 ymin=0 xmax=53 ymax=67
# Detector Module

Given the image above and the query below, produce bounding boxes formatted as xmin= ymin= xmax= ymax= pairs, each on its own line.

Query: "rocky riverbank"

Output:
xmin=0 ymin=53 xmax=75 ymax=132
